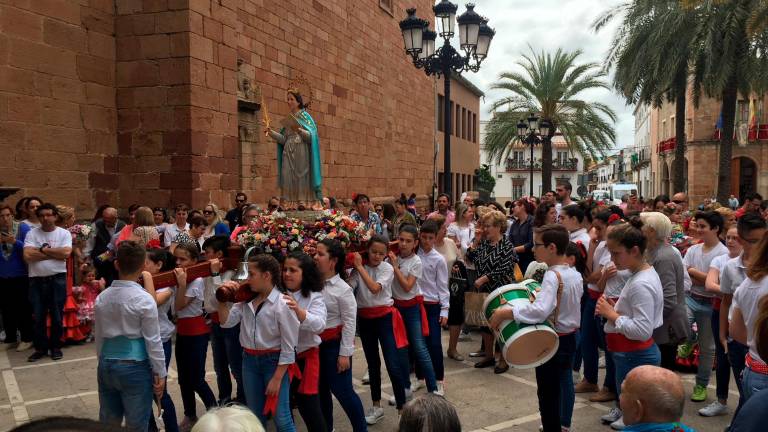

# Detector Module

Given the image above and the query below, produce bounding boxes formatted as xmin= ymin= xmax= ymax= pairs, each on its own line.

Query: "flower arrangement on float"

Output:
xmin=68 ymin=224 xmax=93 ymax=243
xmin=312 ymin=209 xmax=372 ymax=250
xmin=236 ymin=212 xmax=308 ymax=257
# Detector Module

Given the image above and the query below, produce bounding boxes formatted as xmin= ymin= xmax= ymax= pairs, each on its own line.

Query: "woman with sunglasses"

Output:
xmin=201 ymin=203 xmax=231 ymax=244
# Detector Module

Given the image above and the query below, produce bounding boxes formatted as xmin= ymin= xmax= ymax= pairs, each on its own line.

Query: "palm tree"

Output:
xmin=691 ymin=0 xmax=768 ymax=203
xmin=483 ymin=48 xmax=616 ymax=194
xmin=594 ymin=0 xmax=698 ymax=195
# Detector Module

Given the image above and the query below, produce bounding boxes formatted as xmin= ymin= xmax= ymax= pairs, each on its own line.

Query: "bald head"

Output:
xmin=102 ymin=207 xmax=118 ymax=227
xmin=620 ymin=365 xmax=685 ymax=426
xmin=672 ymin=192 xmax=688 ymax=211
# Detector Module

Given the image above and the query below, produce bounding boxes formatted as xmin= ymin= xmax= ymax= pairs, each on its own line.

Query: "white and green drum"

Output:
xmin=482 ymin=280 xmax=559 ymax=369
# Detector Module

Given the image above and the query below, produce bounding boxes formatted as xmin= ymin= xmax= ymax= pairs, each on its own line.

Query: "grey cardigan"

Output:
xmin=647 ymin=243 xmax=690 ymax=345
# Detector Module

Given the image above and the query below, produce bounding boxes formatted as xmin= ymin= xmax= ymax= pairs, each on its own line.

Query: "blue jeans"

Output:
xmin=613 ymin=344 xmax=661 ymax=397
xmin=149 ymin=340 xmax=178 ymax=432
xmin=422 ymin=303 xmax=445 ymax=381
xmin=29 ymin=274 xmax=66 ymax=352
xmin=742 ymin=365 xmax=768 ymax=402
xmin=358 ymin=313 xmax=408 ymax=408
xmin=241 ymin=351 xmax=295 ymax=431
xmin=687 ymin=295 xmax=715 ymax=387
xmin=396 ymin=303 xmax=437 ymax=392
xmin=210 ymin=323 xmax=244 ymax=404
xmin=318 ymin=338 xmax=367 ymax=432
xmin=175 ymin=333 xmax=216 ymax=419
xmin=728 ymin=339 xmax=749 ymax=414
xmin=581 ymin=296 xmax=600 ymax=384
xmin=98 ymin=359 xmax=153 ymax=432
xmin=535 ymin=333 xmax=576 ymax=431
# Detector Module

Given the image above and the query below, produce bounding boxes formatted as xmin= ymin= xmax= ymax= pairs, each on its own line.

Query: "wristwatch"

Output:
xmin=39 ymin=243 xmax=50 ymax=253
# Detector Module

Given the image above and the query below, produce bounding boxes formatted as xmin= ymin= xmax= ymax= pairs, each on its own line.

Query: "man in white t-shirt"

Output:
xmin=23 ymin=203 xmax=72 ymax=362
xmin=683 ymin=211 xmax=729 ymax=402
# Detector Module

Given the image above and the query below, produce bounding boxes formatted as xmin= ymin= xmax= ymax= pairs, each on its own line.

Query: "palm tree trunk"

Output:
xmin=541 ymin=138 xmax=553 ymax=195
xmin=672 ymin=75 xmax=687 ymax=194
xmin=717 ymin=75 xmax=738 ymax=204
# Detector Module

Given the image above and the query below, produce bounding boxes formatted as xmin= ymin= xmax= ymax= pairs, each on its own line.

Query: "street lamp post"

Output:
xmin=517 ymin=114 xmax=555 ymax=197
xmin=399 ymin=1 xmax=494 ymax=200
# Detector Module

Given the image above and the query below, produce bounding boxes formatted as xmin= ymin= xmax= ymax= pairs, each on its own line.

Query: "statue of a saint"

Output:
xmin=264 ymin=88 xmax=322 ymax=205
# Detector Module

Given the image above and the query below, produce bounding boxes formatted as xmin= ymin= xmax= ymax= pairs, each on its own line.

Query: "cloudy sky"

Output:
xmin=447 ymin=0 xmax=633 ymax=150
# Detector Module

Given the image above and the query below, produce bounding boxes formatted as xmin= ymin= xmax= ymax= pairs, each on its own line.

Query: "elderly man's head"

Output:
xmin=102 ymin=207 xmax=118 ymax=227
xmin=620 ymin=365 xmax=685 ymax=426
xmin=672 ymin=192 xmax=688 ymax=212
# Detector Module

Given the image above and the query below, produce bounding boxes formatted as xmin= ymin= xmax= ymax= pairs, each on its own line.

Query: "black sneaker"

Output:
xmin=51 ymin=349 xmax=63 ymax=361
xmin=27 ymin=351 xmax=46 ymax=362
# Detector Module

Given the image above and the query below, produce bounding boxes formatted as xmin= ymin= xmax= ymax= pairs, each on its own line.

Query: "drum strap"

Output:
xmin=548 ymin=270 xmax=564 ymax=329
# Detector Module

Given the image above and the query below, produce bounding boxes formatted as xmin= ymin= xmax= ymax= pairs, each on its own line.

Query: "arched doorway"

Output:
xmin=661 ymin=160 xmax=670 ymax=197
xmin=731 ymin=157 xmax=758 ymax=201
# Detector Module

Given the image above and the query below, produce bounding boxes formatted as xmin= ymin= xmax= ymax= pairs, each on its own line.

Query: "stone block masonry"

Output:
xmin=0 ymin=0 xmax=437 ymax=214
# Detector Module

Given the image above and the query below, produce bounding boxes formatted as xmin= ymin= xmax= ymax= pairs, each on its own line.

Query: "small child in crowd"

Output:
xmin=73 ymin=264 xmax=105 ymax=342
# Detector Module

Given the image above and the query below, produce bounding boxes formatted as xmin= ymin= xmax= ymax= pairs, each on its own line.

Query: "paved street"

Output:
xmin=0 ymin=331 xmax=732 ymax=431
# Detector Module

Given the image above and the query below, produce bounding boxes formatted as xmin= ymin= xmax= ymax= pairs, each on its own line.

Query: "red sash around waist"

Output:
xmin=746 ymin=353 xmax=768 ymax=375
xmin=177 ymin=316 xmax=210 ymax=336
xmin=358 ymin=306 xmax=409 ymax=349
xmin=296 ymin=347 xmax=320 ymax=395
xmin=209 ymin=312 xmax=220 ymax=324
xmin=262 ymin=361 xmax=301 ymax=417
xmin=606 ymin=333 xmax=654 ymax=353
xmin=394 ymin=295 xmax=429 ymax=337
xmin=587 ymin=288 xmax=603 ymax=301
xmin=320 ymin=325 xmax=343 ymax=342
xmin=243 ymin=347 xmax=280 ymax=356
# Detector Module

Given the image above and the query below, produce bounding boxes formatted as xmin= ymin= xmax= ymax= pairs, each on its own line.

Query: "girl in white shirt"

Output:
xmin=730 ymin=231 xmax=768 ymax=403
xmin=217 ymin=254 xmax=300 ymax=431
xmin=350 ymin=235 xmax=409 ymax=424
xmin=596 ymin=219 xmax=663 ymax=430
xmin=314 ymin=239 xmax=367 ymax=432
xmin=282 ymin=252 xmax=327 ymax=432
xmin=172 ymin=243 xmax=216 ymax=429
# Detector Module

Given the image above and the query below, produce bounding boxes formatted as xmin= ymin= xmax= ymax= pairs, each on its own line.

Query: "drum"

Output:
xmin=482 ymin=280 xmax=559 ymax=369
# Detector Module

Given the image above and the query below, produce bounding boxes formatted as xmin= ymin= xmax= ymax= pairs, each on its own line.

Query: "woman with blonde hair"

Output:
xmin=715 ymin=207 xmax=736 ymax=240
xmin=202 ymin=203 xmax=231 ymax=242
xmin=131 ymin=206 xmax=161 ymax=249
xmin=466 ymin=210 xmax=518 ymax=373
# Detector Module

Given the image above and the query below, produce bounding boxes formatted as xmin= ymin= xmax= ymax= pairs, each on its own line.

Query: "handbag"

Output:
xmin=464 ymin=291 xmax=488 ymax=327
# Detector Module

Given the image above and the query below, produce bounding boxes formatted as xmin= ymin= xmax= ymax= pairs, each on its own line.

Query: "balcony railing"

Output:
xmin=505 ymin=158 xmax=579 ymax=171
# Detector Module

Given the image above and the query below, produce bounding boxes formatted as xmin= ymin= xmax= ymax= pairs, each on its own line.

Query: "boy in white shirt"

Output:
xmin=95 ymin=241 xmax=165 ymax=431
xmin=683 ymin=211 xmax=728 ymax=402
xmin=489 ymin=224 xmax=582 ymax=432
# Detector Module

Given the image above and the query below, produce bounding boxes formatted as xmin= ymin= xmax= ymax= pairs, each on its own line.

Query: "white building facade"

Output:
xmin=481 ymin=120 xmax=587 ymax=203
xmin=630 ymin=103 xmax=653 ymax=199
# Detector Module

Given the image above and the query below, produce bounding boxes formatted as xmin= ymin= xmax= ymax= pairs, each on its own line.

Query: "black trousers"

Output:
xmin=291 ymin=355 xmax=327 ymax=432
xmin=535 ymin=333 xmax=577 ymax=432
xmin=659 ymin=343 xmax=678 ymax=371
xmin=0 ymin=276 xmax=33 ymax=343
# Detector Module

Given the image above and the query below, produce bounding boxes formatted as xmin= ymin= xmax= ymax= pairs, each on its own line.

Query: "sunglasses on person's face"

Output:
xmin=236 ymin=199 xmax=246 ymax=203
xmin=673 ymin=200 xmax=685 ymax=204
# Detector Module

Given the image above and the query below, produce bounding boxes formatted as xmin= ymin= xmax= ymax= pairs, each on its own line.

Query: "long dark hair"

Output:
xmin=319 ymin=238 xmax=346 ymax=279
xmin=285 ymin=251 xmax=323 ymax=298
xmin=534 ymin=202 xmax=555 ymax=227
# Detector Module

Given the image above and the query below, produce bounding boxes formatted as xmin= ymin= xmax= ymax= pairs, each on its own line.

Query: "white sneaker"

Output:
xmin=698 ymin=400 xmax=729 ymax=417
xmin=411 ymin=378 xmax=423 ymax=392
xmin=16 ymin=341 xmax=33 ymax=352
xmin=610 ymin=417 xmax=625 ymax=430
xmin=388 ymin=388 xmax=412 ymax=406
xmin=434 ymin=381 xmax=445 ymax=396
xmin=362 ymin=370 xmax=370 ymax=385
xmin=601 ymin=408 xmax=622 ymax=424
xmin=365 ymin=406 xmax=384 ymax=425
xmin=598 ymin=355 xmax=606 ymax=369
